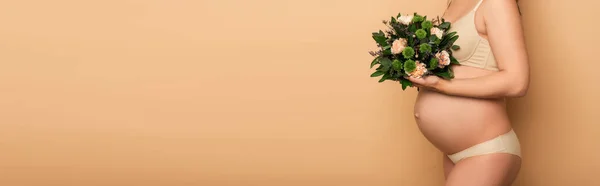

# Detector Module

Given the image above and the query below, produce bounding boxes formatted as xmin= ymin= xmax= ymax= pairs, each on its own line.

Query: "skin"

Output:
xmin=408 ymin=0 xmax=529 ymax=185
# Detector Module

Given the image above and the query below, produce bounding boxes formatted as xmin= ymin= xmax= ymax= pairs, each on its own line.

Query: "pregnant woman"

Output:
xmin=407 ymin=0 xmax=529 ymax=185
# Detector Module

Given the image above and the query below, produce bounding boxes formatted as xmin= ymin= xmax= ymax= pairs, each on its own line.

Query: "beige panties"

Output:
xmin=447 ymin=129 xmax=521 ymax=163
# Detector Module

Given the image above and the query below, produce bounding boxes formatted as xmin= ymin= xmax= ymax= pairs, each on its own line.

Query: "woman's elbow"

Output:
xmin=502 ymin=69 xmax=530 ymax=98
xmin=506 ymin=81 xmax=529 ymax=97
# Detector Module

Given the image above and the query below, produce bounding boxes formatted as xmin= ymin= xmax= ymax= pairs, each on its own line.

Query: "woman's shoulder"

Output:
xmin=481 ymin=0 xmax=522 ymax=20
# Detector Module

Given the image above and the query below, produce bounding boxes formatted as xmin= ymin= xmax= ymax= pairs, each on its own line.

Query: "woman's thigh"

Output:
xmin=445 ymin=153 xmax=521 ymax=186
xmin=443 ymin=154 xmax=455 ymax=179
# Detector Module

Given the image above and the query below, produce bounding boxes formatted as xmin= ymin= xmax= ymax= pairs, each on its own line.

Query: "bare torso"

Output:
xmin=413 ymin=65 xmax=513 ymax=154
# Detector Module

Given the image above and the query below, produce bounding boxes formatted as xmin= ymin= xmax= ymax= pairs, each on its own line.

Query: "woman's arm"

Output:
xmin=410 ymin=0 xmax=530 ymax=99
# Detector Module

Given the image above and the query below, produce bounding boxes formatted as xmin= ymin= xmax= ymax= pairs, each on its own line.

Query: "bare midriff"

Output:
xmin=414 ymin=65 xmax=513 ymax=154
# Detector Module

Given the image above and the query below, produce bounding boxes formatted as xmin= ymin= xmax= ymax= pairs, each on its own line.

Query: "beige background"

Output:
xmin=0 ymin=0 xmax=598 ymax=185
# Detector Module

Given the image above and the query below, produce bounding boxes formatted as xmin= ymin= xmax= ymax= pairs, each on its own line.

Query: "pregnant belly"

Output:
xmin=413 ymin=89 xmax=512 ymax=154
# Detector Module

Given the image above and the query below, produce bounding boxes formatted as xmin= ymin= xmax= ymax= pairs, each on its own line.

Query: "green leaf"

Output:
xmin=370 ymin=71 xmax=385 ymax=77
xmin=372 ymin=30 xmax=388 ymax=47
xmin=439 ymin=32 xmax=457 ymax=47
xmin=376 ymin=65 xmax=383 ymax=72
xmin=435 ymin=69 xmax=455 ymax=79
xmin=370 ymin=57 xmax=380 ymax=68
xmin=400 ymin=78 xmax=413 ymax=90
xmin=393 ymin=26 xmax=406 ymax=38
xmin=397 ymin=13 xmax=402 ymax=18
xmin=429 ymin=35 xmax=438 ymax=42
xmin=446 ymin=35 xmax=460 ymax=48
xmin=382 ymin=48 xmax=392 ymax=55
xmin=446 ymin=31 xmax=457 ymax=39
xmin=393 ymin=71 xmax=403 ymax=78
xmin=451 ymin=45 xmax=460 ymax=50
xmin=391 ymin=16 xmax=397 ymax=24
xmin=379 ymin=73 xmax=391 ymax=82
xmin=380 ymin=58 xmax=392 ymax=67
xmin=430 ymin=45 xmax=439 ymax=53
xmin=450 ymin=56 xmax=460 ymax=65
xmin=380 ymin=64 xmax=391 ymax=72
xmin=409 ymin=24 xmax=417 ymax=32
xmin=439 ymin=22 xmax=451 ymax=30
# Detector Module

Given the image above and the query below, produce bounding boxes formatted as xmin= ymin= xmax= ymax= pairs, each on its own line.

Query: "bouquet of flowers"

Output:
xmin=369 ymin=13 xmax=461 ymax=90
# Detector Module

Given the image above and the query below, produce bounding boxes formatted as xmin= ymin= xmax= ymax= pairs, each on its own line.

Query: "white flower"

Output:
xmin=398 ymin=15 xmax=414 ymax=25
xmin=430 ymin=27 xmax=444 ymax=39
xmin=435 ymin=50 xmax=451 ymax=68
xmin=391 ymin=38 xmax=407 ymax=54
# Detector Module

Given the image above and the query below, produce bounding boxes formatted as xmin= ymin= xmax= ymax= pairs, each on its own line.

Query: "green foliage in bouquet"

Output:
xmin=369 ymin=13 xmax=461 ymax=90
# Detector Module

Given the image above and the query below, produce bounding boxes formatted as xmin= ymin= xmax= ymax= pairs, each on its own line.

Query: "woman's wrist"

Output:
xmin=434 ymin=78 xmax=448 ymax=92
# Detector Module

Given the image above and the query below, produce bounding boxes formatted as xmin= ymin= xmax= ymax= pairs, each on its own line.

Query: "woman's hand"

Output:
xmin=407 ymin=75 xmax=444 ymax=91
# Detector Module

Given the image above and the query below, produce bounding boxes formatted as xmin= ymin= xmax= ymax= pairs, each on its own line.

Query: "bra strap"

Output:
xmin=473 ymin=0 xmax=484 ymax=11
xmin=443 ymin=0 xmax=452 ymax=17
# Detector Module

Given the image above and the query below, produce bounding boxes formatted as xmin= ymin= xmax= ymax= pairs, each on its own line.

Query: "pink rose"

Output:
xmin=391 ymin=38 xmax=408 ymax=54
xmin=435 ymin=50 xmax=451 ymax=68
xmin=407 ymin=61 xmax=428 ymax=79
